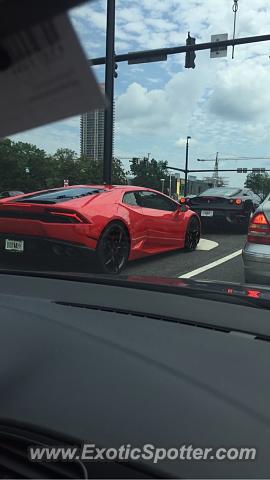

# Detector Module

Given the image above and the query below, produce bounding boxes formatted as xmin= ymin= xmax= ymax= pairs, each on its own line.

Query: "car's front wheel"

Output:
xmin=185 ymin=216 xmax=200 ymax=251
xmin=96 ymin=221 xmax=130 ymax=274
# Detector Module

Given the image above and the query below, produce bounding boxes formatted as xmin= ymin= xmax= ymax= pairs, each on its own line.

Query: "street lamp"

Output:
xmin=161 ymin=178 xmax=165 ymax=193
xmin=184 ymin=136 xmax=191 ymax=197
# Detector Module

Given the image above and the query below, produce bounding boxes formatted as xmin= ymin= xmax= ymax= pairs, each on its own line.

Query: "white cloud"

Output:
xmin=116 ymin=71 xmax=208 ymax=135
xmin=176 ymin=137 xmax=198 ymax=147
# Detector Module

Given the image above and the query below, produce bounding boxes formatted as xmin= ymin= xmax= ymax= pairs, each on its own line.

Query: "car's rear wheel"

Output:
xmin=185 ymin=216 xmax=200 ymax=251
xmin=96 ymin=221 xmax=130 ymax=274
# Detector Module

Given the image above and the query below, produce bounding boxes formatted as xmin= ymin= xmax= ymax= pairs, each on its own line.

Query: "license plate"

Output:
xmin=5 ymin=239 xmax=24 ymax=252
xmin=201 ymin=210 xmax=214 ymax=217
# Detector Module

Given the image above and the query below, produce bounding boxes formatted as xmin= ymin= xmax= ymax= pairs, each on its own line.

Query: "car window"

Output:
xmin=139 ymin=191 xmax=177 ymax=212
xmin=122 ymin=191 xmax=141 ymax=207
xmin=199 ymin=188 xmax=242 ymax=197
xmin=15 ymin=187 xmax=105 ymax=204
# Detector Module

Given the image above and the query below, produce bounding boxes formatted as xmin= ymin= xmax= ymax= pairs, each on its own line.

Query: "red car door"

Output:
xmin=138 ymin=191 xmax=186 ymax=247
xmin=120 ymin=190 xmax=148 ymax=250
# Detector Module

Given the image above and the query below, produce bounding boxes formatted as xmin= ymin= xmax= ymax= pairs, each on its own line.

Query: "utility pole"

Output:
xmin=103 ymin=0 xmax=116 ymax=185
xmin=184 ymin=136 xmax=191 ymax=196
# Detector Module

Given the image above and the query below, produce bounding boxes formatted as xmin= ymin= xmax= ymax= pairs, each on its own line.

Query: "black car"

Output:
xmin=183 ymin=187 xmax=261 ymax=227
xmin=0 ymin=190 xmax=24 ymax=199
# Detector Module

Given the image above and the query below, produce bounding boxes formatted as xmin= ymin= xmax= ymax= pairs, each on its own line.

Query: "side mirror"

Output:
xmin=178 ymin=205 xmax=189 ymax=213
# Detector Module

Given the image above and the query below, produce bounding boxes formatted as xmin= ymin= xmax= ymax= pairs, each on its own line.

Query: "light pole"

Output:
xmin=184 ymin=136 xmax=191 ymax=197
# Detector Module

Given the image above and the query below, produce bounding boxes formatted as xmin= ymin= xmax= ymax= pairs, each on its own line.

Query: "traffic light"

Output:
xmin=185 ymin=32 xmax=196 ymax=69
xmin=252 ymin=168 xmax=266 ymax=173
xmin=114 ymin=62 xmax=118 ymax=78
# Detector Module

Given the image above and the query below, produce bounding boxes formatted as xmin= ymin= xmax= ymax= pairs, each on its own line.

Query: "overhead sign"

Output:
xmin=210 ymin=34 xmax=228 ymax=58
xmin=128 ymin=53 xmax=167 ymax=65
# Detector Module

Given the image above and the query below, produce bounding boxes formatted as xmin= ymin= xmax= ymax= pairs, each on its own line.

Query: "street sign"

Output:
xmin=210 ymin=34 xmax=228 ymax=58
xmin=128 ymin=53 xmax=167 ymax=64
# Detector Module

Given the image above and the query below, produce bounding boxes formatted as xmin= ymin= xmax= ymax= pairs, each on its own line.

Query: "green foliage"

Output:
xmin=244 ymin=172 xmax=270 ymax=200
xmin=0 ymin=140 xmax=127 ymax=192
xmin=130 ymin=157 xmax=169 ymax=191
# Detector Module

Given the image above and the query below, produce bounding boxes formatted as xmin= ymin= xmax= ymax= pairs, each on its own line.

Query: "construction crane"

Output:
xmin=197 ymin=153 xmax=224 ymax=187
xmin=197 ymin=153 xmax=270 ymax=187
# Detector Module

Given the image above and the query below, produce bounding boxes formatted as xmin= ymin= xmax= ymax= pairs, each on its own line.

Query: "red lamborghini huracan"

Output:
xmin=0 ymin=185 xmax=200 ymax=273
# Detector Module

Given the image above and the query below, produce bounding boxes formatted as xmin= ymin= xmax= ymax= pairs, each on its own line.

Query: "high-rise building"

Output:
xmin=80 ymin=84 xmax=114 ymax=162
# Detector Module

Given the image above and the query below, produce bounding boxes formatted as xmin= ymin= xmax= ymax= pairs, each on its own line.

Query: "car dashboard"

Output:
xmin=0 ymin=272 xmax=270 ymax=478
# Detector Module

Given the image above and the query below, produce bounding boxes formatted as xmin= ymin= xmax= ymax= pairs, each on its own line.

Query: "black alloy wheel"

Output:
xmin=185 ymin=216 xmax=200 ymax=251
xmin=96 ymin=222 xmax=130 ymax=274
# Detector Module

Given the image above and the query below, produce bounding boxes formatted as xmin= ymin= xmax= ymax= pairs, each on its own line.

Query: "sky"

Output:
xmin=12 ymin=0 xmax=270 ymax=186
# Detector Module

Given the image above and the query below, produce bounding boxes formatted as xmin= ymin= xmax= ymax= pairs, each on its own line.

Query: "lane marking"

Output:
xmin=179 ymin=249 xmax=242 ymax=279
xmin=196 ymin=238 xmax=219 ymax=251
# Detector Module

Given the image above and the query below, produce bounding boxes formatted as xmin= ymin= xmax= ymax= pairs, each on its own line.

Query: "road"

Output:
xmin=124 ymin=225 xmax=246 ymax=284
xmin=0 ymin=225 xmax=247 ymax=284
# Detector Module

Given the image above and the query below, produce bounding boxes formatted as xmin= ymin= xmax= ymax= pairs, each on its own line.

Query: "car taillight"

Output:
xmin=47 ymin=210 xmax=87 ymax=224
xmin=180 ymin=197 xmax=186 ymax=204
xmin=235 ymin=198 xmax=242 ymax=205
xmin=248 ymin=212 xmax=270 ymax=244
xmin=246 ymin=289 xmax=261 ymax=299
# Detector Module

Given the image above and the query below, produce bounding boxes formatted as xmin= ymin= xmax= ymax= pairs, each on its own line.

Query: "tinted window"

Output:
xmin=123 ymin=192 xmax=141 ymax=206
xmin=15 ymin=187 xmax=104 ymax=204
xmin=139 ymin=191 xmax=177 ymax=211
xmin=200 ymin=187 xmax=242 ymax=197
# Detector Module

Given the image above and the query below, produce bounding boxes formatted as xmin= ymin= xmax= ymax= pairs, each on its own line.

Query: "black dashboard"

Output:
xmin=0 ymin=272 xmax=270 ymax=478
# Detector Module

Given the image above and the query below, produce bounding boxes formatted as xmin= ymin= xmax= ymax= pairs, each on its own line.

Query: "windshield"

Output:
xmin=0 ymin=0 xmax=269 ymax=293
xmin=199 ymin=188 xmax=242 ymax=197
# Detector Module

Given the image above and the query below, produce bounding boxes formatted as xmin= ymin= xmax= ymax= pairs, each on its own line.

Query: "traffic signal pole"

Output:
xmin=97 ymin=17 xmax=270 ymax=184
xmin=103 ymin=0 xmax=115 ymax=185
xmin=91 ymin=33 xmax=270 ymax=67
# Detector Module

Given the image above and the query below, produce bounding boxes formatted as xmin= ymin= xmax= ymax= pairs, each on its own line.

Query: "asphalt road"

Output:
xmin=0 ymin=224 xmax=247 ymax=284
xmin=124 ymin=225 xmax=246 ymax=284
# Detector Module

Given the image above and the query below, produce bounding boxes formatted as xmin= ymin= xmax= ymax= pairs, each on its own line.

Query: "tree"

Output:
xmin=130 ymin=157 xmax=169 ymax=191
xmin=244 ymin=172 xmax=270 ymax=200
xmin=0 ymin=139 xmax=53 ymax=192
xmin=74 ymin=156 xmax=127 ymax=185
xmin=0 ymin=140 xmax=127 ymax=192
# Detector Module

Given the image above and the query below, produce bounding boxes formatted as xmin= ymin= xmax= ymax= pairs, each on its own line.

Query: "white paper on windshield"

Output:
xmin=0 ymin=13 xmax=104 ymax=137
